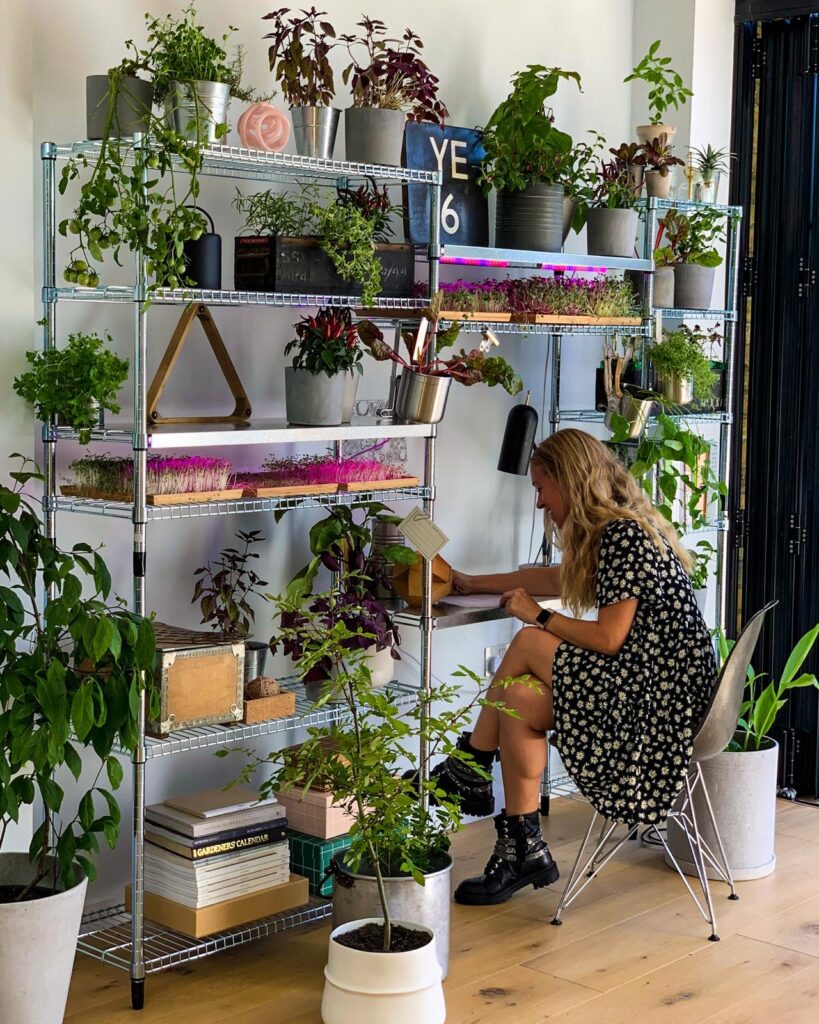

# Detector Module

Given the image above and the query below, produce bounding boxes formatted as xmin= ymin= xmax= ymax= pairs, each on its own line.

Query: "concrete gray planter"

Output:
xmin=586 ymin=208 xmax=639 ymax=258
xmin=562 ymin=196 xmax=577 ymax=243
xmin=495 ymin=184 xmax=564 ymax=252
xmin=86 ymin=75 xmax=153 ymax=139
xmin=653 ymin=266 xmax=675 ymax=308
xmin=667 ymin=736 xmax=778 ymax=881
xmin=645 ymin=169 xmax=674 ymax=199
xmin=345 ymin=107 xmax=406 ymax=166
xmin=342 ymin=371 xmax=360 ymax=423
xmin=284 ymin=366 xmax=346 ymax=425
xmin=674 ymin=264 xmax=716 ymax=309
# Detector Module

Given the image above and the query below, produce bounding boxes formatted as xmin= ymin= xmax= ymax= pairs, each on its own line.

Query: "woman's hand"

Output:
xmin=500 ymin=587 xmax=543 ymax=625
xmin=452 ymin=571 xmax=480 ymax=595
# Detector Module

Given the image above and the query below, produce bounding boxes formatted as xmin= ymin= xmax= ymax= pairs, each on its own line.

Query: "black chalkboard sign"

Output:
xmin=404 ymin=124 xmax=488 ymax=247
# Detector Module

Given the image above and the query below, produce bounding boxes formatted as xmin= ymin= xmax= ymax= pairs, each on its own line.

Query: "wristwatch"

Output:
xmin=536 ymin=608 xmax=554 ymax=630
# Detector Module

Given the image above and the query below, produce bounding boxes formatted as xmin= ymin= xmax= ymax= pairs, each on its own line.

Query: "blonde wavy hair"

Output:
xmin=531 ymin=429 xmax=692 ymax=616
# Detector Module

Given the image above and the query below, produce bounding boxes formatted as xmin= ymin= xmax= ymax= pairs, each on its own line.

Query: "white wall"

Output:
xmin=2 ymin=0 xmax=733 ymax=904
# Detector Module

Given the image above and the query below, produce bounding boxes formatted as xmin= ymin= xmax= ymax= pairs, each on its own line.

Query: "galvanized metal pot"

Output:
xmin=495 ymin=184 xmax=564 ymax=252
xmin=243 ymin=640 xmax=269 ymax=685
xmin=586 ymin=208 xmax=639 ymax=258
xmin=331 ymin=853 xmax=453 ymax=979
xmin=168 ymin=80 xmax=230 ymax=144
xmin=673 ymin=264 xmax=716 ymax=310
xmin=655 ymin=370 xmax=694 ymax=406
xmin=394 ymin=371 xmax=451 ymax=424
xmin=290 ymin=105 xmax=340 ymax=160
xmin=285 ymin=366 xmax=346 ymax=426
xmin=345 ymin=106 xmax=406 ymax=166
xmin=86 ymin=75 xmax=153 ymax=139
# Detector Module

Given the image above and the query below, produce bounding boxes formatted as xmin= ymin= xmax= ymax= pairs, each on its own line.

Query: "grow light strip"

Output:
xmin=440 ymin=256 xmax=609 ymax=273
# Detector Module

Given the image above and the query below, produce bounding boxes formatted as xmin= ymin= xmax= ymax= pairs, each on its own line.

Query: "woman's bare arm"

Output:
xmin=454 ymin=566 xmax=561 ymax=597
xmin=499 ymin=588 xmax=637 ymax=656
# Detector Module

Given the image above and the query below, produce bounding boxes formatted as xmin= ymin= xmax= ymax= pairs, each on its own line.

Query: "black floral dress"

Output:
xmin=551 ymin=517 xmax=717 ymax=825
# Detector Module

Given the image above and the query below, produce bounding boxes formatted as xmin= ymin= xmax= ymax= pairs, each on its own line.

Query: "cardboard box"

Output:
xmin=148 ymin=623 xmax=244 ymax=737
xmin=276 ymin=788 xmax=354 ymax=840
xmin=126 ymin=873 xmax=309 ymax=939
xmin=241 ymin=690 xmax=296 ymax=724
xmin=289 ymin=830 xmax=353 ymax=897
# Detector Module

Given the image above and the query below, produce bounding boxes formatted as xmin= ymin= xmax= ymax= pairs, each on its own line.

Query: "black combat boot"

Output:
xmin=454 ymin=809 xmax=560 ymax=905
xmin=428 ymin=731 xmax=496 ymax=817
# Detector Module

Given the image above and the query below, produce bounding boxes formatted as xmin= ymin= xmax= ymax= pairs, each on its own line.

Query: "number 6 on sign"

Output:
xmin=441 ymin=194 xmax=460 ymax=235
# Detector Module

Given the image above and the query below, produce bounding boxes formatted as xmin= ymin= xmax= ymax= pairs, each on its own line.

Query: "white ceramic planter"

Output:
xmin=321 ymin=918 xmax=445 ymax=1024
xmin=365 ymin=643 xmax=395 ymax=688
xmin=0 ymin=854 xmax=88 ymax=1024
xmin=666 ymin=737 xmax=778 ymax=880
xmin=636 ymin=123 xmax=677 ymax=146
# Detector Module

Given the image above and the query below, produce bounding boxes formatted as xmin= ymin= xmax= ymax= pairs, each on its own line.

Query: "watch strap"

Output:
xmin=536 ymin=607 xmax=554 ymax=629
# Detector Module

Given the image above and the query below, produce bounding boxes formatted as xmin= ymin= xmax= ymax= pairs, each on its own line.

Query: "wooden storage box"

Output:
xmin=234 ymin=236 xmax=415 ymax=298
xmin=147 ymin=623 xmax=244 ymax=737
xmin=392 ymin=554 xmax=453 ymax=607
xmin=126 ymin=874 xmax=309 ymax=939
xmin=276 ymin=787 xmax=354 ymax=840
xmin=242 ymin=690 xmax=297 ymax=724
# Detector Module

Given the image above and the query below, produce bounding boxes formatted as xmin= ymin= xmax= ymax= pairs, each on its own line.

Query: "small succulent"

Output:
xmin=691 ymin=144 xmax=734 ymax=182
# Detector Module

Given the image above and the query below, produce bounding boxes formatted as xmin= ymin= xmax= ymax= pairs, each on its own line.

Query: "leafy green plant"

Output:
xmin=636 ymin=132 xmax=685 ymax=176
xmin=0 ymin=458 xmax=157 ymax=897
xmin=689 ymin=538 xmax=717 ymax=590
xmin=13 ymin=332 xmax=129 ymax=444
xmin=285 ymin=307 xmax=363 ymax=377
xmin=691 ymin=144 xmax=733 ymax=182
xmin=649 ymin=326 xmax=719 ymax=398
xmin=192 ymin=530 xmax=268 ymax=642
xmin=231 ymin=580 xmax=512 ymax=950
xmin=263 ymin=6 xmax=338 ymax=106
xmin=558 ymin=131 xmax=606 ymax=228
xmin=591 ymin=151 xmax=642 ymax=210
xmin=714 ymin=624 xmax=819 ymax=752
xmin=625 ymin=39 xmax=693 ymax=125
xmin=654 ymin=207 xmax=727 ymax=267
xmin=479 ymin=65 xmax=582 ymax=194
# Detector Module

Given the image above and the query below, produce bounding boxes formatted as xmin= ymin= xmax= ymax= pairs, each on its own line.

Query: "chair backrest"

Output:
xmin=691 ymin=600 xmax=778 ymax=762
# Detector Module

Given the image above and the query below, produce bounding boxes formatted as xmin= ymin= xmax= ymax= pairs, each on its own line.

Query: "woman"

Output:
xmin=435 ymin=429 xmax=717 ymax=906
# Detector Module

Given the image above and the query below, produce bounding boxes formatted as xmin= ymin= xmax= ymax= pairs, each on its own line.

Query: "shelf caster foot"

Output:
xmin=708 ymin=933 xmax=720 ymax=942
xmin=550 ymin=917 xmax=562 ymax=926
xmin=728 ymin=893 xmax=739 ymax=901
xmin=131 ymin=978 xmax=145 ymax=1011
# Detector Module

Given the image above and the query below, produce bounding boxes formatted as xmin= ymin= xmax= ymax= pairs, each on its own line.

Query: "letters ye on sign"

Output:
xmin=404 ymin=123 xmax=488 ymax=247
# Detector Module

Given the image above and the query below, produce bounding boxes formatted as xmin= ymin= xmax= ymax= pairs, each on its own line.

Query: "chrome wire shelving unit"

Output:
xmin=40 ymin=139 xmax=443 ymax=1009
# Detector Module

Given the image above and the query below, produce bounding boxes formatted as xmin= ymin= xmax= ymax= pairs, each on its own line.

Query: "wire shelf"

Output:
xmin=442 ymin=319 xmax=652 ymax=337
xmin=656 ymin=308 xmax=737 ymax=321
xmin=77 ymin=898 xmax=332 ymax=973
xmin=136 ymin=679 xmax=420 ymax=759
xmin=49 ymin=285 xmax=428 ymax=310
xmin=558 ymin=410 xmax=732 ymax=424
xmin=51 ymin=140 xmax=442 ymax=186
xmin=50 ymin=486 xmax=430 ymax=521
xmin=640 ymin=197 xmax=743 ymax=217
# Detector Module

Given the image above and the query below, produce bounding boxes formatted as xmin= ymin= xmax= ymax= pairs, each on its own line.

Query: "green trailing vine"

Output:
xmin=648 ymin=325 xmax=718 ymax=398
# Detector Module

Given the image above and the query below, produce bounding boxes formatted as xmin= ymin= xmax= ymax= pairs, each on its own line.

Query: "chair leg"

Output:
xmin=695 ymin=764 xmax=737 ymax=900
xmin=552 ymin=811 xmax=597 ymax=926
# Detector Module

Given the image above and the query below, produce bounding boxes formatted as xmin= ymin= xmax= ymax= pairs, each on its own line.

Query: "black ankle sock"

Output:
xmin=463 ymin=732 xmax=496 ymax=769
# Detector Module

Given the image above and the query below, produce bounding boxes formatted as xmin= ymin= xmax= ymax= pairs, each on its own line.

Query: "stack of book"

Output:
xmin=130 ymin=786 xmax=309 ymax=938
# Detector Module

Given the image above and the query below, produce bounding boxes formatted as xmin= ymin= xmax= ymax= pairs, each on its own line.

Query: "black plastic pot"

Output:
xmin=183 ymin=207 xmax=221 ymax=290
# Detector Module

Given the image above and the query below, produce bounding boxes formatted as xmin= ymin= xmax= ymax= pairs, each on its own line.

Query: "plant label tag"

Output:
xmin=399 ymin=507 xmax=449 ymax=560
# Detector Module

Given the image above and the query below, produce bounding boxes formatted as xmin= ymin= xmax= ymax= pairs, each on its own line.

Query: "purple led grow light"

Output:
xmin=440 ymin=256 xmax=609 ymax=273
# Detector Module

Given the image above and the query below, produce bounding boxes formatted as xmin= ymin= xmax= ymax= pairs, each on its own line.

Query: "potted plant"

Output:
xmin=479 ymin=65 xmax=582 ymax=252
xmin=358 ymin=293 xmax=523 ymax=424
xmin=0 ymin=459 xmax=156 ymax=1024
xmin=625 ymin=39 xmax=694 ymax=145
xmin=192 ymin=529 xmax=269 ymax=683
xmin=557 ymin=130 xmax=607 ymax=237
xmin=86 ymin=57 xmax=153 ymax=141
xmin=668 ymin=623 xmax=819 ymax=879
xmin=691 ymin=144 xmax=734 ymax=203
xmin=586 ymin=145 xmax=642 ymax=258
xmin=239 ymin=579 xmax=504 ymax=1000
xmin=284 ymin=307 xmax=362 ymax=426
xmin=233 ymin=180 xmax=410 ymax=304
xmin=263 ymin=7 xmax=340 ymax=159
xmin=648 ymin=324 xmax=719 ymax=405
xmin=340 ymin=17 xmax=448 ymax=166
xmin=13 ymin=331 xmax=129 ymax=443
xmin=636 ymin=132 xmax=685 ymax=199
xmin=654 ymin=206 xmax=727 ymax=309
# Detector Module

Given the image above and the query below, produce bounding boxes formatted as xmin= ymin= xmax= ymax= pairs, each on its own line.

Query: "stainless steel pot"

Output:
xmin=394 ymin=370 xmax=451 ymax=425
xmin=604 ymin=392 xmax=652 ymax=439
xmin=290 ymin=106 xmax=340 ymax=160
xmin=656 ymin=370 xmax=694 ymax=406
xmin=243 ymin=640 xmax=269 ymax=685
xmin=167 ymin=80 xmax=230 ymax=144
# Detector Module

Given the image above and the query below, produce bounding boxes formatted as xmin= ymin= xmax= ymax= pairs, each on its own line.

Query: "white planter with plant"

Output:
xmin=625 ymin=39 xmax=693 ymax=144
xmin=0 ymin=460 xmax=156 ymax=1024
xmin=668 ymin=625 xmax=819 ymax=879
xmin=13 ymin=330 xmax=129 ymax=443
xmin=284 ymin=308 xmax=363 ymax=426
xmin=637 ymin=132 xmax=684 ymax=199
xmin=264 ymin=8 xmax=340 ymax=160
xmin=655 ymin=206 xmax=727 ymax=311
xmin=341 ymin=18 xmax=448 ymax=166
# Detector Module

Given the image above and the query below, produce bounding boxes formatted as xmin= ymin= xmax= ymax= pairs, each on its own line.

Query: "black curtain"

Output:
xmin=729 ymin=6 xmax=819 ymax=794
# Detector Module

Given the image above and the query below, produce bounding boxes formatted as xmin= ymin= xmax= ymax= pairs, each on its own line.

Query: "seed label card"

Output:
xmin=399 ymin=507 xmax=449 ymax=560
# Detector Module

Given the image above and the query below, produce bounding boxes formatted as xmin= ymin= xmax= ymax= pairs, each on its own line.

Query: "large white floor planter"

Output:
xmin=0 ymin=854 xmax=88 ymax=1024
xmin=666 ymin=737 xmax=778 ymax=881
xmin=321 ymin=918 xmax=445 ymax=1024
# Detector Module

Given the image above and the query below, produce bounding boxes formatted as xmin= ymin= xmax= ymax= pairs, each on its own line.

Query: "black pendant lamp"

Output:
xmin=497 ymin=391 xmax=538 ymax=475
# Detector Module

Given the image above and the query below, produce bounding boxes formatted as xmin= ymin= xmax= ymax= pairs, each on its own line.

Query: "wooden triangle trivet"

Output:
xmin=147 ymin=303 xmax=252 ymax=424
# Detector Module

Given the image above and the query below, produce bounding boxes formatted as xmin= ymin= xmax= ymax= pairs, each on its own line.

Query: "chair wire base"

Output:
xmin=551 ymin=762 xmax=736 ymax=940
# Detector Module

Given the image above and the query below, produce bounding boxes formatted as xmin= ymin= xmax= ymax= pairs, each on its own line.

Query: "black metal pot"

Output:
xmin=183 ymin=207 xmax=221 ymax=290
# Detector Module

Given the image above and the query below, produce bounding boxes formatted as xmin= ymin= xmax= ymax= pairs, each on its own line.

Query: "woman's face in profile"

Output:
xmin=531 ymin=464 xmax=567 ymax=527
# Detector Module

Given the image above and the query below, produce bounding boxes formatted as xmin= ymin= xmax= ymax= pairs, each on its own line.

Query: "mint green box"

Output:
xmin=288 ymin=829 xmax=352 ymax=897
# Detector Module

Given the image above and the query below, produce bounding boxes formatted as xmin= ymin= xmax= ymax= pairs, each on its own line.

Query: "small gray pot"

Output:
xmin=495 ymin=184 xmax=564 ymax=252
xmin=345 ymin=106 xmax=405 ymax=166
xmin=586 ymin=208 xmax=639 ymax=258
xmin=291 ymin=105 xmax=340 ymax=160
xmin=86 ymin=75 xmax=153 ymax=139
xmin=167 ymin=80 xmax=230 ymax=144
xmin=653 ymin=266 xmax=675 ymax=308
xmin=645 ymin=169 xmax=674 ymax=199
xmin=244 ymin=640 xmax=269 ymax=685
xmin=674 ymin=264 xmax=716 ymax=310
xmin=284 ymin=366 xmax=346 ymax=426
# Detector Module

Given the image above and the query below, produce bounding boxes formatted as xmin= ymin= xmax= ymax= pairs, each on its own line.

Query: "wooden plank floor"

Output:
xmin=66 ymin=797 xmax=819 ymax=1023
